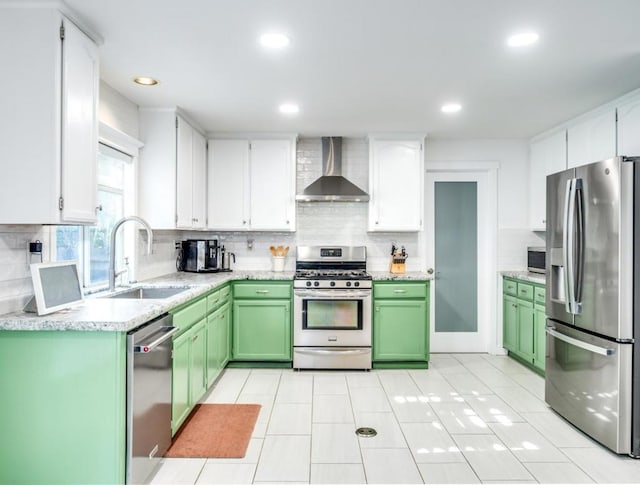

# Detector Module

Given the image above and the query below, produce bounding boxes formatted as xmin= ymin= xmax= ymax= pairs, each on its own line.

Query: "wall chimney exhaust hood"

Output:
xmin=296 ymin=137 xmax=369 ymax=202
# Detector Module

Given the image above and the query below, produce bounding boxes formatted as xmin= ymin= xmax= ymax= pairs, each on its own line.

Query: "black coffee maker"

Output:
xmin=179 ymin=239 xmax=221 ymax=272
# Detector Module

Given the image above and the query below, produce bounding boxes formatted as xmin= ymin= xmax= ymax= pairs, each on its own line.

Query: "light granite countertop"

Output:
xmin=369 ymin=271 xmax=433 ymax=281
xmin=0 ymin=271 xmax=294 ymax=332
xmin=501 ymin=271 xmax=546 ymax=285
xmin=0 ymin=269 xmax=433 ymax=332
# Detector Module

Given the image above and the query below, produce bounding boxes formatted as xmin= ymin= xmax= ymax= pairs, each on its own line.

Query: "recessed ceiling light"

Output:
xmin=279 ymin=103 xmax=299 ymax=114
xmin=259 ymin=32 xmax=290 ymax=49
xmin=507 ymin=32 xmax=539 ymax=47
xmin=441 ymin=103 xmax=462 ymax=114
xmin=133 ymin=76 xmax=159 ymax=86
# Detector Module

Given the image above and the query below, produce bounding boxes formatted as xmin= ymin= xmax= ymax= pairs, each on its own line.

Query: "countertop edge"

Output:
xmin=500 ymin=271 xmax=546 ymax=285
xmin=0 ymin=270 xmax=432 ymax=332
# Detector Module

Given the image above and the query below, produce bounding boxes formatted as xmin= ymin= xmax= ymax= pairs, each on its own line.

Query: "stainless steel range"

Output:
xmin=293 ymin=246 xmax=372 ymax=370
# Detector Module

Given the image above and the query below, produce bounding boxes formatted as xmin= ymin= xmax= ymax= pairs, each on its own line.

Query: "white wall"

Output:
xmin=426 ymin=139 xmax=543 ymax=271
xmin=99 ymin=81 xmax=140 ymax=139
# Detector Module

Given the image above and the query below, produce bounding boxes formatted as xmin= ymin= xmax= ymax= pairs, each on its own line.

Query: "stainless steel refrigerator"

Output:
xmin=546 ymin=156 xmax=640 ymax=456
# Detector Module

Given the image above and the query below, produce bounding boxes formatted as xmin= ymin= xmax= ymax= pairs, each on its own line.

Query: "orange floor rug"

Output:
xmin=165 ymin=403 xmax=261 ymax=458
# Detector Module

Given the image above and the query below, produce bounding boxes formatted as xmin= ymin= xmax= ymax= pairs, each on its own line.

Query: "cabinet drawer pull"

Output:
xmin=393 ymin=289 xmax=408 ymax=294
xmin=193 ymin=334 xmax=199 ymax=342
xmin=256 ymin=290 xmax=269 ymax=294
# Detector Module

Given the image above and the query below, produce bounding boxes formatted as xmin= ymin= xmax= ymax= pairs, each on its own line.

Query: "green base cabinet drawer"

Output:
xmin=373 ymin=282 xmax=428 ymax=299
xmin=233 ymin=282 xmax=291 ymax=299
xmin=503 ymin=278 xmax=517 ymax=296
xmin=373 ymin=300 xmax=428 ymax=361
xmin=207 ymin=284 xmax=231 ymax=313
xmin=232 ymin=300 xmax=291 ymax=361
xmin=517 ymin=282 xmax=534 ymax=301
xmin=534 ymin=286 xmax=546 ymax=306
xmin=172 ymin=297 xmax=207 ymax=335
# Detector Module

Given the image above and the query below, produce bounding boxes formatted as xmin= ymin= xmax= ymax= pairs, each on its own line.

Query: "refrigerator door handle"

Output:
xmin=546 ymin=326 xmax=616 ymax=356
xmin=574 ymin=178 xmax=584 ymax=308
xmin=563 ymin=178 xmax=577 ymax=314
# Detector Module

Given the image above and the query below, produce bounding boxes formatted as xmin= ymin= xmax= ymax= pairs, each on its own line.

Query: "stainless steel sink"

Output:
xmin=104 ymin=286 xmax=192 ymax=299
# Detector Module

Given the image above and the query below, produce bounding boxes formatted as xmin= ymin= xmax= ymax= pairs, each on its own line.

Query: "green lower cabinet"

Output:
xmin=533 ymin=304 xmax=546 ymax=371
xmin=372 ymin=281 xmax=430 ymax=368
xmin=503 ymin=294 xmax=518 ymax=352
xmin=373 ymin=300 xmax=428 ymax=361
xmin=172 ymin=330 xmax=191 ymax=434
xmin=206 ymin=301 xmax=231 ymax=386
xmin=218 ymin=302 xmax=231 ymax=368
xmin=232 ymin=300 xmax=291 ymax=361
xmin=502 ymin=276 xmax=546 ymax=375
xmin=516 ymin=300 xmax=535 ymax=361
xmin=172 ymin=319 xmax=208 ymax=435
xmin=0 ymin=331 xmax=127 ymax=485
xmin=189 ymin=320 xmax=207 ymax=404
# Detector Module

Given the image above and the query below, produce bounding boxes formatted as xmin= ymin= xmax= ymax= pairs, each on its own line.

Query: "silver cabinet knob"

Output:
xmin=427 ymin=268 xmax=434 ymax=275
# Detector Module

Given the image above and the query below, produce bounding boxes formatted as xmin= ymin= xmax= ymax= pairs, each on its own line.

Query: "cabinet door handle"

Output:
xmin=375 ymin=306 xmax=380 ymax=312
xmin=193 ymin=334 xmax=199 ymax=342
xmin=256 ymin=290 xmax=269 ymax=294
xmin=393 ymin=289 xmax=408 ymax=294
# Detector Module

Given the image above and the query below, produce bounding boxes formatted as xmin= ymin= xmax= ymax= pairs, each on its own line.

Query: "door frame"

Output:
xmin=424 ymin=161 xmax=499 ymax=353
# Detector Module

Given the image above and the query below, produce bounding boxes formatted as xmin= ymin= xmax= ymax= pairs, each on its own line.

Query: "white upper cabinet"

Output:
xmin=567 ymin=109 xmax=616 ymax=168
xmin=249 ymin=139 xmax=295 ymax=230
xmin=617 ymin=94 xmax=640 ymax=157
xmin=207 ymin=137 xmax=296 ymax=231
xmin=207 ymin=139 xmax=250 ymax=230
xmin=0 ymin=8 xmax=99 ymax=224
xmin=368 ymin=137 xmax=424 ymax=232
xmin=191 ymin=131 xmax=207 ymax=230
xmin=528 ymin=130 xmax=566 ymax=231
xmin=139 ymin=110 xmax=207 ymax=229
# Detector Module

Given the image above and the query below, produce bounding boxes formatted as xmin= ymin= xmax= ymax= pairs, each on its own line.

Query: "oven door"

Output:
xmin=293 ymin=288 xmax=372 ymax=347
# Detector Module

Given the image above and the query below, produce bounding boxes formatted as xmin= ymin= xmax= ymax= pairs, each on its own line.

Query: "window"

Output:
xmin=55 ymin=142 xmax=135 ymax=288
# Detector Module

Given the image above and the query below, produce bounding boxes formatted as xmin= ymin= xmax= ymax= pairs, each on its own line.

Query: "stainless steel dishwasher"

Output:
xmin=126 ymin=313 xmax=179 ymax=484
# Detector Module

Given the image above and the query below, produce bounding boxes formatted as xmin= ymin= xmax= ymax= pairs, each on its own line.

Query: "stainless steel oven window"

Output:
xmin=303 ymin=299 xmax=363 ymax=330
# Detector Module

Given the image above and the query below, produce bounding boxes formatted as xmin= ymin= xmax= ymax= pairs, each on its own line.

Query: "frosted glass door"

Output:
xmin=434 ymin=182 xmax=477 ymax=333
xmin=426 ymin=168 xmax=492 ymax=353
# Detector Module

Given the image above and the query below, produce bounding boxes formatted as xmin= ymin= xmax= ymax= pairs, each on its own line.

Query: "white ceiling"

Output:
xmin=64 ymin=0 xmax=640 ymax=138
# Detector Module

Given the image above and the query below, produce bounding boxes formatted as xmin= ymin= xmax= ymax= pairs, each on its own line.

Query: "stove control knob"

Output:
xmin=346 ymin=281 xmax=352 ymax=287
xmin=314 ymin=281 xmax=320 ymax=287
xmin=330 ymin=281 xmax=336 ymax=287
xmin=354 ymin=282 xmax=360 ymax=287
xmin=306 ymin=281 xmax=312 ymax=287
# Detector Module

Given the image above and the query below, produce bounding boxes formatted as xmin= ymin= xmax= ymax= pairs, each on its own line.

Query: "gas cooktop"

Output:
xmin=294 ymin=269 xmax=372 ymax=280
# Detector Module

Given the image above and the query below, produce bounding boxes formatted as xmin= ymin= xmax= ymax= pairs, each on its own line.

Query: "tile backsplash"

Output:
xmin=0 ymin=226 xmax=50 ymax=315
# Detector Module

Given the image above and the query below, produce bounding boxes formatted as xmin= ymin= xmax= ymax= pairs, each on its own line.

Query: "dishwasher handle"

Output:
xmin=134 ymin=326 xmax=180 ymax=353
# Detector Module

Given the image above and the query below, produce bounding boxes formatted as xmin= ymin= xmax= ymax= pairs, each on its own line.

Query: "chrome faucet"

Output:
xmin=109 ymin=216 xmax=154 ymax=291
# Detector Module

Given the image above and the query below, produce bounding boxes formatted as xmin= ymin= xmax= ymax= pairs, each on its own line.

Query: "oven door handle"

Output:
xmin=295 ymin=348 xmax=370 ymax=356
xmin=294 ymin=289 xmax=371 ymax=299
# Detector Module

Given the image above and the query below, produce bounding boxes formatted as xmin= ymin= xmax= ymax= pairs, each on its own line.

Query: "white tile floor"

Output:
xmin=150 ymin=354 xmax=640 ymax=484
